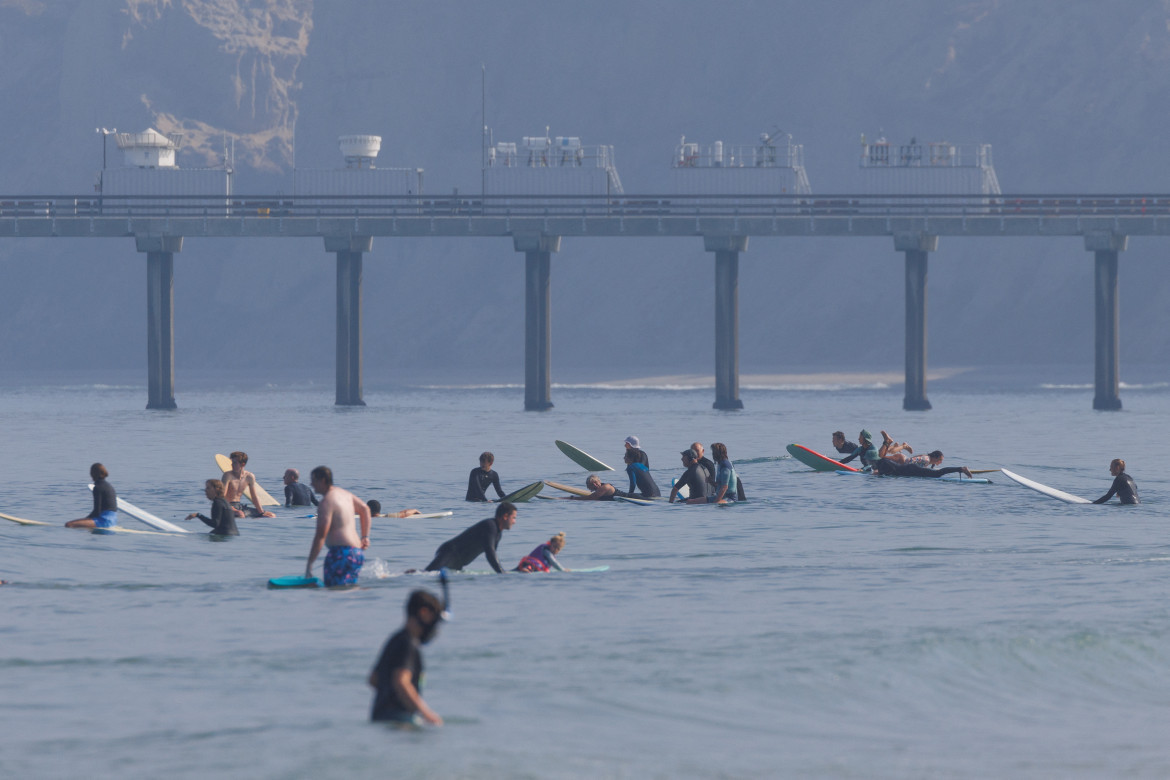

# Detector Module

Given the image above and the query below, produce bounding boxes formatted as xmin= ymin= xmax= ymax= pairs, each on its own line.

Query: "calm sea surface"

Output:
xmin=1 ymin=372 xmax=1168 ymax=778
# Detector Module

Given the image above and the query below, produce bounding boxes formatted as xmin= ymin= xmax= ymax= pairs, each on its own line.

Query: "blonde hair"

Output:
xmin=548 ymin=532 xmax=566 ymax=553
xmin=204 ymin=479 xmax=226 ymax=497
xmin=1112 ymin=458 xmax=1126 ymax=471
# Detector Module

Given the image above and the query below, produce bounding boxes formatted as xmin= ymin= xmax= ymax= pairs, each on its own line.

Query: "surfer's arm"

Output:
xmin=1093 ymin=478 xmax=1120 ymax=504
xmin=354 ymin=496 xmax=372 ymax=549
xmin=545 ymin=551 xmax=566 ymax=572
xmin=483 ymin=539 xmax=504 ymax=573
xmin=306 ymin=516 xmax=327 ymax=576
xmin=490 ymin=472 xmax=505 ymax=498
xmin=390 ymin=668 xmax=442 ymax=726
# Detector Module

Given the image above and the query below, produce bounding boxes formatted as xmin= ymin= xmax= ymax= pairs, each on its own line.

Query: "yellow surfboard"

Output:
xmin=214 ymin=453 xmax=280 ymax=507
xmin=544 ymin=480 xmax=591 ymax=497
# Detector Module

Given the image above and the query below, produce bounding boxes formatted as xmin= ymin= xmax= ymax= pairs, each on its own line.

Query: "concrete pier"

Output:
xmin=1086 ymin=232 xmax=1126 ymax=411
xmin=138 ymin=236 xmax=181 ymax=410
xmin=327 ymin=236 xmax=372 ymax=406
xmin=705 ymin=235 xmax=747 ymax=410
xmin=516 ymin=234 xmax=559 ymax=411
xmin=895 ymin=232 xmax=937 ymax=411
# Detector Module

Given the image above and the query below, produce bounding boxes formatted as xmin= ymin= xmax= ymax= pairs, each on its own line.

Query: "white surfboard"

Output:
xmin=89 ymin=484 xmax=192 ymax=533
xmin=1000 ymin=469 xmax=1092 ymax=504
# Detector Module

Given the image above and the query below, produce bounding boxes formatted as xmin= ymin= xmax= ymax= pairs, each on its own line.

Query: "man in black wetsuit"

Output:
xmin=832 ymin=431 xmax=857 ymax=456
xmin=668 ymin=449 xmax=711 ymax=503
xmin=425 ymin=502 xmax=516 ymax=573
xmin=283 ymin=468 xmax=318 ymax=507
xmin=871 ymin=458 xmax=974 ymax=479
xmin=465 ymin=451 xmax=505 ymax=502
xmin=1093 ymin=458 xmax=1139 ymax=505
xmin=369 ymin=589 xmax=444 ymax=726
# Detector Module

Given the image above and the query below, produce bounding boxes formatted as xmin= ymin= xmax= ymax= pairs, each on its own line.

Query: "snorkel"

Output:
xmin=418 ymin=569 xmax=450 ymax=645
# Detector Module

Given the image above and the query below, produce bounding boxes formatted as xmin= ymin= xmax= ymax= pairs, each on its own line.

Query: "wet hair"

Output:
xmin=495 ymin=501 xmax=516 ymax=520
xmin=1112 ymin=458 xmax=1126 ymax=471
xmin=90 ymin=463 xmax=108 ymax=480
xmin=229 ymin=451 xmax=248 ymax=465
xmin=310 ymin=465 xmax=333 ymax=488
xmin=406 ymin=589 xmax=443 ymax=619
xmin=928 ymin=450 xmax=944 ymax=460
xmin=832 ymin=431 xmax=846 ymax=441
xmin=204 ymin=479 xmax=225 ymax=497
xmin=548 ymin=532 xmax=566 ymax=553
xmin=479 ymin=451 xmax=494 ymax=466
xmin=711 ymin=442 xmax=728 ymax=461
xmin=367 ymin=499 xmax=382 ymax=515
xmin=586 ymin=475 xmax=601 ymax=489
xmin=284 ymin=468 xmax=299 ymax=481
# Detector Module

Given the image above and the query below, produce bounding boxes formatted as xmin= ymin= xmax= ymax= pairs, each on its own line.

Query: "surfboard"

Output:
xmin=89 ymin=484 xmax=192 ymax=533
xmin=1000 ymin=468 xmax=1092 ymax=504
xmin=544 ymin=480 xmax=591 ymax=496
xmin=787 ymin=443 xmax=859 ymax=472
xmin=93 ymin=526 xmax=181 ymax=537
xmin=501 ymin=481 xmax=545 ymax=503
xmin=834 ymin=470 xmax=992 ymax=484
xmin=554 ymin=440 xmax=614 ymax=472
xmin=214 ymin=454 xmax=280 ymax=507
xmin=0 ymin=511 xmax=49 ymax=526
xmin=267 ymin=575 xmax=321 ymax=589
xmin=613 ymin=495 xmax=654 ymax=505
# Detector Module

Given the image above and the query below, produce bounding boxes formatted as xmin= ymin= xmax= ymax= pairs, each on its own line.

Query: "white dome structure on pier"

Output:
xmin=114 ymin=128 xmax=183 ymax=168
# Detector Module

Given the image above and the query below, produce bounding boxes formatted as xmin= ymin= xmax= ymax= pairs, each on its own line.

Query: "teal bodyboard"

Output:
xmin=268 ymin=575 xmax=321 ymax=589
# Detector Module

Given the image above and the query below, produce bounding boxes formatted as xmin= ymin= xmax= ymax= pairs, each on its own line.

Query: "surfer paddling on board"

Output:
xmin=466 ymin=451 xmax=506 ymax=502
xmin=569 ymin=475 xmax=617 ymax=501
xmin=871 ymin=457 xmax=974 ymax=479
xmin=831 ymin=431 xmax=857 ymax=456
xmin=369 ymin=589 xmax=445 ymax=726
xmin=1093 ymin=459 xmax=1140 ymax=505
xmin=424 ymin=502 xmax=515 ymax=573
xmin=305 ymin=466 xmax=372 ymax=587
xmin=66 ymin=463 xmax=117 ymax=529
xmin=669 ymin=448 xmax=711 ymax=503
xmin=367 ymin=500 xmax=422 ymax=518
xmin=878 ymin=430 xmax=915 ymax=459
xmin=185 ymin=479 xmax=238 ymax=536
xmin=221 ymin=452 xmax=275 ymax=518
xmin=515 ymin=532 xmax=567 ymax=572
xmin=282 ymin=468 xmax=317 ymax=507
xmin=838 ymin=430 xmax=881 ymax=470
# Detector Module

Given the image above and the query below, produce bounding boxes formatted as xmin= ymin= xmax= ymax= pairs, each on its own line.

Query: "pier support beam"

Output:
xmin=515 ymin=234 xmax=560 ymax=411
xmin=895 ymin=232 xmax=937 ymax=411
xmin=1086 ymin=232 xmax=1126 ymax=411
xmin=137 ymin=236 xmax=182 ymax=410
xmin=705 ymin=235 xmax=747 ymax=410
xmin=326 ymin=236 xmax=372 ymax=406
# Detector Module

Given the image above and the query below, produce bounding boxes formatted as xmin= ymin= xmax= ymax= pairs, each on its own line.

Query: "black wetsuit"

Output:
xmin=370 ymin=627 xmax=423 ymax=722
xmin=89 ymin=478 xmax=117 ymax=519
xmin=1094 ymin=472 xmax=1139 ymax=505
xmin=628 ymin=447 xmax=650 ymax=469
xmin=284 ymin=481 xmax=317 ymax=507
xmin=872 ymin=458 xmax=968 ymax=479
xmin=425 ymin=517 xmax=504 ymax=572
xmin=835 ymin=440 xmax=857 ymax=455
xmin=196 ymin=496 xmax=239 ymax=536
xmin=676 ymin=462 xmax=711 ymax=500
xmin=625 ymin=462 xmax=661 ymax=498
xmin=465 ymin=467 xmax=504 ymax=502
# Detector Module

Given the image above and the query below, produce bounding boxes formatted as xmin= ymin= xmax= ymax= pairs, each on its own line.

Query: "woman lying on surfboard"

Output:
xmin=871 ymin=458 xmax=974 ymax=479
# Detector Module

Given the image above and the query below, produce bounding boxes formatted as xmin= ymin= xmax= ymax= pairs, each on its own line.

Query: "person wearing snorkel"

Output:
xmin=369 ymin=589 xmax=445 ymax=726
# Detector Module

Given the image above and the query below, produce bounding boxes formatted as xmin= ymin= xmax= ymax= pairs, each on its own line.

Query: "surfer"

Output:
xmin=185 ymin=479 xmax=238 ymax=536
xmin=831 ymin=431 xmax=857 ymax=455
xmin=515 ymin=532 xmax=567 ymax=572
xmin=424 ymin=502 xmax=516 ymax=573
xmin=871 ymin=458 xmax=974 ymax=479
xmin=305 ymin=466 xmax=372 ymax=587
xmin=1093 ymin=459 xmax=1139 ymax=505
xmin=367 ymin=500 xmax=422 ymax=518
xmin=624 ymin=435 xmax=650 ymax=468
xmin=622 ymin=449 xmax=661 ymax=498
xmin=221 ymin=452 xmax=275 ymax=518
xmin=669 ymin=448 xmax=712 ymax=503
xmin=569 ymin=475 xmax=617 ymax=501
xmin=692 ymin=441 xmax=746 ymax=500
xmin=282 ymin=468 xmax=317 ymax=507
xmin=707 ymin=442 xmax=738 ymax=503
xmin=466 ymin=451 xmax=506 ymax=502
xmin=66 ymin=463 xmax=118 ymax=529
xmin=878 ymin=430 xmax=914 ymax=459
xmin=884 ymin=449 xmax=944 ymax=467
xmin=838 ymin=430 xmax=880 ymax=469
xmin=369 ymin=589 xmax=444 ymax=726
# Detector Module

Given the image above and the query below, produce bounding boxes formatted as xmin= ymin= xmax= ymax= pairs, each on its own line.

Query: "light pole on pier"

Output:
xmin=95 ymin=127 xmax=116 ymax=190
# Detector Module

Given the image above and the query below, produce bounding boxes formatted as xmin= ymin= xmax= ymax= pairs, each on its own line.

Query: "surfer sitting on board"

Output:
xmin=569 ymin=475 xmax=617 ymax=501
xmin=622 ymin=449 xmax=661 ymax=498
xmin=515 ymin=532 xmax=567 ymax=572
xmin=185 ymin=479 xmax=238 ymax=536
xmin=669 ymin=449 xmax=712 ymax=503
xmin=425 ymin=502 xmax=516 ymax=573
xmin=871 ymin=458 xmax=974 ymax=479
xmin=1093 ymin=459 xmax=1139 ymax=505
xmin=305 ymin=466 xmax=372 ymax=587
xmin=707 ymin=443 xmax=738 ymax=504
xmin=693 ymin=441 xmax=746 ymax=501
xmin=221 ymin=452 xmax=275 ymax=518
xmin=831 ymin=431 xmax=857 ymax=455
xmin=283 ymin=468 xmax=317 ymax=507
xmin=369 ymin=589 xmax=444 ymax=726
xmin=624 ymin=435 xmax=650 ymax=469
xmin=466 ymin=451 xmax=506 ymax=502
xmin=66 ymin=463 xmax=117 ymax=529
xmin=838 ymin=430 xmax=881 ymax=469
xmin=367 ymin=500 xmax=422 ymax=518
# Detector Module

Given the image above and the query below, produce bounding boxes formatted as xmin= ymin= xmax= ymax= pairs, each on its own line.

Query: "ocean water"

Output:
xmin=1 ymin=373 xmax=1169 ymax=779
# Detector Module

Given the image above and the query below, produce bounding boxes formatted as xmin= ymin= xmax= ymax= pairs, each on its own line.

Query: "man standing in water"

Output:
xmin=305 ymin=466 xmax=372 ymax=586
xmin=1093 ymin=458 xmax=1139 ymax=504
xmin=222 ymin=451 xmax=275 ymax=518
xmin=369 ymin=589 xmax=445 ymax=726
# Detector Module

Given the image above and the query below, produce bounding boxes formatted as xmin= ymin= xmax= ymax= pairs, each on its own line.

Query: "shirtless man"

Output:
xmin=221 ymin=451 xmax=275 ymax=518
xmin=305 ymin=465 xmax=372 ymax=586
xmin=569 ymin=475 xmax=617 ymax=501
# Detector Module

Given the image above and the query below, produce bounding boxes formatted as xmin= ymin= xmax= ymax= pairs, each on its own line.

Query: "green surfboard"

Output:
xmin=554 ymin=440 xmax=614 ymax=471
xmin=501 ymin=481 xmax=545 ymax=503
